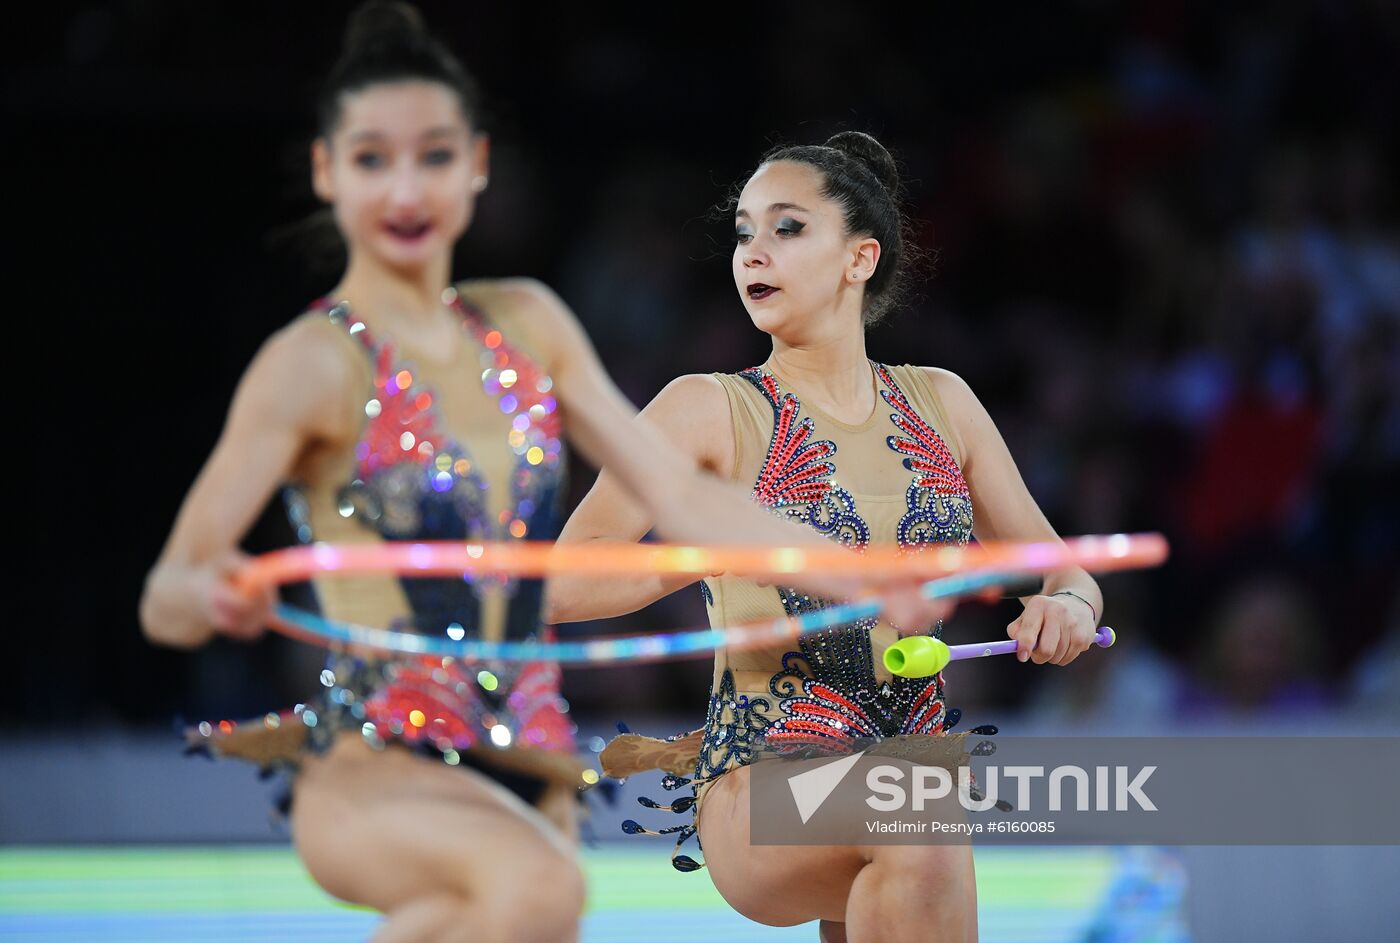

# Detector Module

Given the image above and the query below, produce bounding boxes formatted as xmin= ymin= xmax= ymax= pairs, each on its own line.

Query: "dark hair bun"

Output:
xmin=747 ymin=130 xmax=921 ymax=326
xmin=344 ymin=1 xmax=428 ymax=56
xmin=825 ymin=131 xmax=900 ymax=195
xmin=318 ymin=1 xmax=484 ymax=138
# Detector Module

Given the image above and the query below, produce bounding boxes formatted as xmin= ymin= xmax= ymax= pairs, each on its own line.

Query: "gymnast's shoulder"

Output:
xmin=453 ymin=276 xmax=573 ymax=365
xmin=257 ymin=304 xmax=367 ymax=391
xmin=911 ymin=364 xmax=997 ymax=459
xmin=911 ymin=365 xmax=974 ymax=401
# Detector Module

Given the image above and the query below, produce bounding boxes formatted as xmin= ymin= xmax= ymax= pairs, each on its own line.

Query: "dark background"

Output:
xmin=7 ymin=1 xmax=1396 ymax=732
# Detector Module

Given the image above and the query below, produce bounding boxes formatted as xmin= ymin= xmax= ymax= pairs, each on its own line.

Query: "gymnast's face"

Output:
xmin=312 ymin=80 xmax=488 ymax=274
xmin=733 ymin=160 xmax=879 ymax=340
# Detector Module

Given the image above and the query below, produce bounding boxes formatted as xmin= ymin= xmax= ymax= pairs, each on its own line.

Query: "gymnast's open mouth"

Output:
xmin=384 ymin=220 xmax=433 ymax=241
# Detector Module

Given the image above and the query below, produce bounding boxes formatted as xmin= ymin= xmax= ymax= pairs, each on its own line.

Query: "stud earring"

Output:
xmin=471 ymin=175 xmax=489 ymax=193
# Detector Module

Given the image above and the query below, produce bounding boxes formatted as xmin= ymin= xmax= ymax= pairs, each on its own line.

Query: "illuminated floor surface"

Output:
xmin=0 ymin=845 xmax=1186 ymax=941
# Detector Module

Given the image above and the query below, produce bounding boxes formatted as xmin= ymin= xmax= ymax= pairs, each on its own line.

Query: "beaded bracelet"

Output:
xmin=1051 ymin=589 xmax=1098 ymax=623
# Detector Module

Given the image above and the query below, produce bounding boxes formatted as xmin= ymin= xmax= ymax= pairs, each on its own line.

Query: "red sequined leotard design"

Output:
xmin=192 ymin=286 xmax=579 ymax=793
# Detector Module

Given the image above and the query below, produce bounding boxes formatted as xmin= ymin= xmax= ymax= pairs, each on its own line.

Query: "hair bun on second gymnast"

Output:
xmin=824 ymin=131 xmax=901 ymax=196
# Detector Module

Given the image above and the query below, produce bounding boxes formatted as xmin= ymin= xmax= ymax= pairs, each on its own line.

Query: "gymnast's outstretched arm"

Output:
xmin=490 ymin=279 xmax=948 ymax=632
xmin=543 ymin=371 xmax=732 ymax=621
xmin=922 ymin=366 xmax=1104 ymax=666
xmin=140 ymin=315 xmax=362 ymax=648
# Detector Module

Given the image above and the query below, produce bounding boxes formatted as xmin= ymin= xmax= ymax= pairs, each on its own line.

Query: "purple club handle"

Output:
xmin=946 ymin=626 xmax=1115 ymax=663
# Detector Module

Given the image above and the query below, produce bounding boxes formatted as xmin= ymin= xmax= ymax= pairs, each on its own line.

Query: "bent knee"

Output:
xmin=712 ymin=890 xmax=810 ymax=928
xmin=867 ymin=843 xmax=973 ymax=888
xmin=290 ymin=790 xmax=367 ymax=904
xmin=705 ymin=861 xmax=817 ymax=927
xmin=486 ymin=844 xmax=586 ymax=928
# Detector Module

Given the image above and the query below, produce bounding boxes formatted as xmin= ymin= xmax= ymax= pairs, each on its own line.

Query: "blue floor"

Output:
xmin=0 ymin=844 xmax=1188 ymax=941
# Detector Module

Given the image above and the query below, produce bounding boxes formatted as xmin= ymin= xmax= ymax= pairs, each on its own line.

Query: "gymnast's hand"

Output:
xmin=1007 ymin=594 xmax=1096 ymax=666
xmin=202 ymin=551 xmax=276 ymax=642
xmin=876 ymin=581 xmax=956 ymax=638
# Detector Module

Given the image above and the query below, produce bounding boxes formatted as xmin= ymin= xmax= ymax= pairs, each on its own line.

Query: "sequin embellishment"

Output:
xmin=874 ymin=363 xmax=975 ymax=549
xmin=697 ymin=366 xmax=975 ymax=781
xmin=627 ymin=363 xmax=980 ymax=869
xmin=739 ymin=367 xmax=870 ymax=548
xmin=285 ymin=288 xmax=573 ymax=767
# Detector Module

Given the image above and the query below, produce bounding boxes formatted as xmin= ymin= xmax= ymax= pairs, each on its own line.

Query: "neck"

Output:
xmin=331 ymin=253 xmax=454 ymax=329
xmin=767 ymin=317 xmax=872 ymax=404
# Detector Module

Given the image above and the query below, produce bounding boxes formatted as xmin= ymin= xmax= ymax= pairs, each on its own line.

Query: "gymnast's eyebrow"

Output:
xmin=735 ymin=203 xmax=813 ymax=219
xmin=345 ymin=126 xmax=460 ymax=145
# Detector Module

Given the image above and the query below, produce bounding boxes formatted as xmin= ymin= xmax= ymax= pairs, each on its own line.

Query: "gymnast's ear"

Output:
xmin=311 ymin=137 xmax=334 ymax=203
xmin=471 ymin=132 xmax=490 ymax=184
